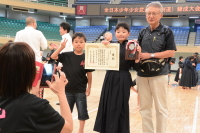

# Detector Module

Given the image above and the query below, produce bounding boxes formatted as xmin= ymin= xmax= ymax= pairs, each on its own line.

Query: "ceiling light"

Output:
xmin=75 ymin=17 xmax=83 ymax=18
xmin=28 ymin=11 xmax=35 ymax=13
xmin=59 ymin=15 xmax=67 ymax=17
xmin=189 ymin=16 xmax=199 ymax=18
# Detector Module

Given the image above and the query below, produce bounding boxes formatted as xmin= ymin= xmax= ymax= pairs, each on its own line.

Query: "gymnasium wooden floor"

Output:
xmin=43 ymin=70 xmax=200 ymax=133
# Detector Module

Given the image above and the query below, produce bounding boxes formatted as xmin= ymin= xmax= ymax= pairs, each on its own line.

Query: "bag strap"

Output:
xmin=158 ymin=25 xmax=168 ymax=51
xmin=159 ymin=25 xmax=171 ymax=63
xmin=138 ymin=27 xmax=147 ymax=48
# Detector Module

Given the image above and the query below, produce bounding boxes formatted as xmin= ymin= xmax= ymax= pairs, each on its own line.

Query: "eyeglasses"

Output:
xmin=146 ymin=12 xmax=160 ymax=16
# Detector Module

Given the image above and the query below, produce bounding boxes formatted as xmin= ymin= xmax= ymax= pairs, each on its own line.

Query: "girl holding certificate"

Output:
xmin=94 ymin=22 xmax=141 ymax=133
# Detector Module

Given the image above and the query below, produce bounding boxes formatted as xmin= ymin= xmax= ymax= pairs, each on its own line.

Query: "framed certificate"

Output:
xmin=85 ymin=43 xmax=119 ymax=70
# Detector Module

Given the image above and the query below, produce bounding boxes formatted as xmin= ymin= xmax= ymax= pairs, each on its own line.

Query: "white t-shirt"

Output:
xmin=14 ymin=26 xmax=47 ymax=62
xmin=58 ymin=33 xmax=73 ymax=67
xmin=60 ymin=33 xmax=73 ymax=53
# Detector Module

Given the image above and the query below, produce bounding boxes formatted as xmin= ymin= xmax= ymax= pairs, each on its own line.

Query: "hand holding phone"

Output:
xmin=46 ymin=70 xmax=68 ymax=95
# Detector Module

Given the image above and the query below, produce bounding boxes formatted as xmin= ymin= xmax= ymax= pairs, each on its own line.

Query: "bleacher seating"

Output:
xmin=37 ymin=22 xmax=61 ymax=40
xmin=195 ymin=27 xmax=200 ymax=46
xmin=0 ymin=17 xmax=61 ymax=41
xmin=31 ymin=0 xmax=68 ymax=7
xmin=186 ymin=0 xmax=200 ymax=2
xmin=109 ymin=26 xmax=146 ymax=42
xmin=75 ymin=0 xmax=110 ymax=4
xmin=74 ymin=26 xmax=107 ymax=43
xmin=120 ymin=0 xmax=176 ymax=4
xmin=170 ymin=27 xmax=190 ymax=46
xmin=109 ymin=26 xmax=190 ymax=46
xmin=0 ymin=17 xmax=191 ymax=45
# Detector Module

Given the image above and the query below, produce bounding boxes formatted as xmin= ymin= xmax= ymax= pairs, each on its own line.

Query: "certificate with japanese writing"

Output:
xmin=85 ymin=43 xmax=119 ymax=70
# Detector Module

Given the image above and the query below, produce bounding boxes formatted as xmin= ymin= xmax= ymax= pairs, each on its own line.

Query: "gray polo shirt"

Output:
xmin=137 ymin=23 xmax=176 ymax=77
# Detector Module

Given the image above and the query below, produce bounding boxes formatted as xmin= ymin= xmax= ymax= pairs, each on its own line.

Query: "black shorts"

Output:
xmin=66 ymin=93 xmax=89 ymax=120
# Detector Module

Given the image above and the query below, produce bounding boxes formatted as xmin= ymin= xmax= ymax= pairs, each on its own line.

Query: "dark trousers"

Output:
xmin=66 ymin=93 xmax=89 ymax=120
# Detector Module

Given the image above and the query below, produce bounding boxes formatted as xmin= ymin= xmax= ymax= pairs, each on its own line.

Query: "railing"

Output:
xmin=15 ymin=0 xmax=68 ymax=7
xmin=0 ymin=34 xmax=61 ymax=42
xmin=0 ymin=34 xmax=15 ymax=39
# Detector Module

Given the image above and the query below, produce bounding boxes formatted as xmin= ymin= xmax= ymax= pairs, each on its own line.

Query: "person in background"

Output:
xmin=101 ymin=32 xmax=115 ymax=45
xmin=180 ymin=56 xmax=196 ymax=89
xmin=14 ymin=17 xmax=47 ymax=62
xmin=174 ymin=56 xmax=184 ymax=83
xmin=196 ymin=56 xmax=200 ymax=89
xmin=100 ymin=35 xmax=104 ymax=42
xmin=56 ymin=22 xmax=73 ymax=105
xmin=56 ymin=22 xmax=73 ymax=69
xmin=192 ymin=52 xmax=198 ymax=82
xmin=40 ymin=51 xmax=47 ymax=63
xmin=102 ymin=32 xmax=115 ymax=44
xmin=0 ymin=42 xmax=73 ymax=133
xmin=103 ymin=32 xmax=113 ymax=42
xmin=59 ymin=22 xmax=73 ymax=53
xmin=192 ymin=52 xmax=198 ymax=67
xmin=46 ymin=43 xmax=58 ymax=65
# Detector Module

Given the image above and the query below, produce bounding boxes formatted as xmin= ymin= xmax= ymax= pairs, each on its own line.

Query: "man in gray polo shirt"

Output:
xmin=136 ymin=2 xmax=176 ymax=133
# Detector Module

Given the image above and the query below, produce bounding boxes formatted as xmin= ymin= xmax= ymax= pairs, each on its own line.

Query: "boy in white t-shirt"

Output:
xmin=57 ymin=22 xmax=73 ymax=68
xmin=56 ymin=22 xmax=73 ymax=105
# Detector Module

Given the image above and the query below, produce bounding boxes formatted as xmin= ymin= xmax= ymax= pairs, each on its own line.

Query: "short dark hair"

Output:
xmin=189 ymin=56 xmax=195 ymax=60
xmin=194 ymin=52 xmax=199 ymax=57
xmin=72 ymin=32 xmax=86 ymax=42
xmin=60 ymin=22 xmax=70 ymax=33
xmin=115 ymin=22 xmax=130 ymax=32
xmin=179 ymin=56 xmax=183 ymax=60
xmin=0 ymin=42 xmax=36 ymax=98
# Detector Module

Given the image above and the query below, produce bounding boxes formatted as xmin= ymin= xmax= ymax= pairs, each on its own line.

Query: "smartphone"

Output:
xmin=40 ymin=64 xmax=56 ymax=88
